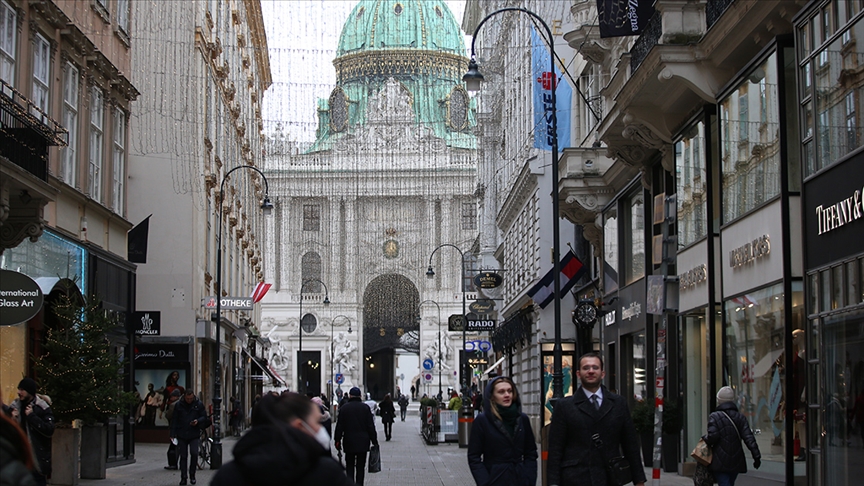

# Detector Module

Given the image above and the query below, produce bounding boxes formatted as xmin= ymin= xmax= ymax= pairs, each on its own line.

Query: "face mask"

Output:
xmin=301 ymin=420 xmax=330 ymax=450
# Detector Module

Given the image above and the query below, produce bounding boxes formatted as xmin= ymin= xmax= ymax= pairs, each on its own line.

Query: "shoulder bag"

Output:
xmin=591 ymin=433 xmax=631 ymax=486
xmin=367 ymin=444 xmax=381 ymax=473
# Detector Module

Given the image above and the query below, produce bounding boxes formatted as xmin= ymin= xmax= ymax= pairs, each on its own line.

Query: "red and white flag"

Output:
xmin=250 ymin=282 xmax=272 ymax=303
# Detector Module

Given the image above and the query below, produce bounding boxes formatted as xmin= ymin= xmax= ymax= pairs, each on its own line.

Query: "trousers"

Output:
xmin=345 ymin=451 xmax=368 ymax=485
xmin=176 ymin=437 xmax=199 ymax=480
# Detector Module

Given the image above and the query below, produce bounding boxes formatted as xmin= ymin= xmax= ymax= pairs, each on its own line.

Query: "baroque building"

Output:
xmin=261 ymin=0 xmax=479 ymax=401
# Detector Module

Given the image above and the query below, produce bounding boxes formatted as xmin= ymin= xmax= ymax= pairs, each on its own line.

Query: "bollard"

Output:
xmin=458 ymin=404 xmax=473 ymax=448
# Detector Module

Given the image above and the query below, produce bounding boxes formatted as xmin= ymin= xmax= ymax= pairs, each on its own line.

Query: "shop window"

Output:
xmin=682 ymin=311 xmax=710 ymax=460
xmin=846 ymin=261 xmax=858 ymax=307
xmin=623 ymin=192 xmax=645 ymax=285
xmin=603 ymin=208 xmax=619 ymax=293
xmin=676 ymin=122 xmax=707 ymax=248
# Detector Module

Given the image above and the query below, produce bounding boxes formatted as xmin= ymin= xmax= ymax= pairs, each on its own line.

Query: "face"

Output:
xmin=184 ymin=394 xmax=194 ymax=404
xmin=17 ymin=389 xmax=31 ymax=402
xmin=296 ymin=405 xmax=322 ymax=435
xmin=492 ymin=381 xmax=514 ymax=407
xmin=578 ymin=357 xmax=605 ymax=388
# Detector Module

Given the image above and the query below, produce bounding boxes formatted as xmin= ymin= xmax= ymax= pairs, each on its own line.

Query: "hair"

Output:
xmin=166 ymin=371 xmax=179 ymax=387
xmin=578 ymin=352 xmax=604 ymax=370
xmin=0 ymin=412 xmax=35 ymax=471
xmin=184 ymin=389 xmax=195 ymax=397
xmin=251 ymin=392 xmax=315 ymax=427
xmin=488 ymin=377 xmax=518 ymax=423
xmin=381 ymin=393 xmax=392 ymax=405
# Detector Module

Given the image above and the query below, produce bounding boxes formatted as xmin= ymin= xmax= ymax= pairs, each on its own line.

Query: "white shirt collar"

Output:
xmin=582 ymin=387 xmax=603 ymax=402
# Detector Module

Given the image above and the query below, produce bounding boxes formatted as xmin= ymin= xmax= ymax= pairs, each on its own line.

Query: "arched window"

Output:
xmin=301 ymin=252 xmax=322 ymax=292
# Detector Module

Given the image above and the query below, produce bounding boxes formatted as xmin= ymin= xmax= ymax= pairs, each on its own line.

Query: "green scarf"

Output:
xmin=495 ymin=402 xmax=521 ymax=437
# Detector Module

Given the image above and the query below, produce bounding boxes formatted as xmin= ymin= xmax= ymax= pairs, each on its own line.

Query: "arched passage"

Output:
xmin=363 ymin=274 xmax=419 ymax=400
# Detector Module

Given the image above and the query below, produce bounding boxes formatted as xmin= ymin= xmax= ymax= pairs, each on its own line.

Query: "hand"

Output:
xmin=753 ymin=459 xmax=761 ymax=469
xmin=372 ymin=440 xmax=379 ymax=447
xmin=24 ymin=404 xmax=33 ymax=416
xmin=334 ymin=441 xmax=341 ymax=450
xmin=190 ymin=419 xmax=198 ymax=426
xmin=10 ymin=409 xmax=19 ymax=419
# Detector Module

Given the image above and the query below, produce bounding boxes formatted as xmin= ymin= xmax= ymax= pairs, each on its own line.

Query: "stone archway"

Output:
xmin=362 ymin=274 xmax=419 ymax=400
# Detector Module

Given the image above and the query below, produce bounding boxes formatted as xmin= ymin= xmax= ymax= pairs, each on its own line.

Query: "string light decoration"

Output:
xmin=33 ymin=294 xmax=137 ymax=425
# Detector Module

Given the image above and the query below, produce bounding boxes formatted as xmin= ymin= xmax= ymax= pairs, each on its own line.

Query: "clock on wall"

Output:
xmin=573 ymin=299 xmax=598 ymax=327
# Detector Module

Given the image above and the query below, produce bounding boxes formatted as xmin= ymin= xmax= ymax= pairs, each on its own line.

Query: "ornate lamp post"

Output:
xmin=329 ymin=314 xmax=352 ymax=401
xmin=426 ymin=243 xmax=468 ymax=395
xmin=213 ymin=165 xmax=273 ymax=468
xmin=464 ymin=8 xmax=566 ymax=405
xmin=419 ymin=299 xmax=442 ymax=397
xmin=298 ymin=278 xmax=329 ymax=394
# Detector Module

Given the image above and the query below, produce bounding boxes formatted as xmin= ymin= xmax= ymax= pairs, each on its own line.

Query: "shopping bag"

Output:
xmin=693 ymin=462 xmax=715 ymax=486
xmin=368 ymin=444 xmax=381 ymax=473
xmin=690 ymin=438 xmax=712 ymax=466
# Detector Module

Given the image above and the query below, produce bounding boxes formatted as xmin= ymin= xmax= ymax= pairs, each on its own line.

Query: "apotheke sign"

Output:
xmin=202 ymin=296 xmax=253 ymax=310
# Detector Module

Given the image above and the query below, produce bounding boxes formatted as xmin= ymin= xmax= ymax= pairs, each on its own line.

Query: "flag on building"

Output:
xmin=597 ymin=0 xmax=655 ymax=38
xmin=531 ymin=27 xmax=571 ymax=151
xmin=251 ymin=282 xmax=272 ymax=303
xmin=527 ymin=250 xmax=587 ymax=309
xmin=127 ymin=215 xmax=151 ymax=264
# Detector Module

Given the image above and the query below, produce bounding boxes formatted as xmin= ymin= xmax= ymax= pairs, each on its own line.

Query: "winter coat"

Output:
xmin=467 ymin=377 xmax=538 ymax=486
xmin=398 ymin=396 xmax=409 ymax=410
xmin=703 ymin=402 xmax=761 ymax=474
xmin=169 ymin=398 xmax=207 ymax=440
xmin=10 ymin=396 xmax=54 ymax=478
xmin=378 ymin=400 xmax=396 ymax=424
xmin=334 ymin=397 xmax=377 ymax=454
xmin=545 ymin=386 xmax=646 ymax=486
xmin=211 ymin=424 xmax=355 ymax=486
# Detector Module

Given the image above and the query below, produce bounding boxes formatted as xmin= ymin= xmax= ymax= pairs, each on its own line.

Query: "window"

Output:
xmin=623 ymin=192 xmax=645 ymax=284
xmin=846 ymin=91 xmax=857 ymax=152
xmin=301 ymin=252 xmax=322 ymax=292
xmin=676 ymin=122 xmax=707 ymax=248
xmin=0 ymin=0 xmax=15 ymax=86
xmin=117 ymin=0 xmax=129 ymax=33
xmin=112 ymin=108 xmax=125 ymax=214
xmin=32 ymin=33 xmax=50 ymax=116
xmin=603 ymin=208 xmax=619 ymax=293
xmin=461 ymin=202 xmax=476 ymax=231
xmin=61 ymin=63 xmax=79 ymax=186
xmin=303 ymin=204 xmax=320 ymax=231
xmin=89 ymin=87 xmax=104 ymax=201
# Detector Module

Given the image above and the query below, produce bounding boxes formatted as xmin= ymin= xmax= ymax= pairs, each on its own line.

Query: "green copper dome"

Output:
xmin=307 ymin=0 xmax=476 ymax=153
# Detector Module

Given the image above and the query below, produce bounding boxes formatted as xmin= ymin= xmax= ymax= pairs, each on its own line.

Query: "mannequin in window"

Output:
xmin=791 ymin=329 xmax=806 ymax=461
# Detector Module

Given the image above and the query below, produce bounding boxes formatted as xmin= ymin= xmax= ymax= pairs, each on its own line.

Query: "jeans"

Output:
xmin=400 ymin=408 xmax=407 ymax=421
xmin=345 ymin=451 xmax=368 ymax=485
xmin=384 ymin=422 xmax=392 ymax=439
xmin=714 ymin=472 xmax=739 ymax=486
xmin=176 ymin=437 xmax=199 ymax=480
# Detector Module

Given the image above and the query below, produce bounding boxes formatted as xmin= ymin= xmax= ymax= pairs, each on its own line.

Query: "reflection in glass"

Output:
xmin=604 ymin=209 xmax=619 ymax=293
xmin=624 ymin=193 xmax=644 ymax=284
xmin=676 ymin=122 xmax=707 ymax=248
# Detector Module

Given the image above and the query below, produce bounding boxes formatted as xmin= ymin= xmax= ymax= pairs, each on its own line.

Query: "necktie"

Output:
xmin=591 ymin=394 xmax=600 ymax=410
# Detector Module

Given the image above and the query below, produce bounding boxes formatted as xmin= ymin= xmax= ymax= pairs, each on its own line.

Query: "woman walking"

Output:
xmin=378 ymin=394 xmax=396 ymax=441
xmin=467 ymin=376 xmax=537 ymax=486
xmin=703 ymin=386 xmax=761 ymax=486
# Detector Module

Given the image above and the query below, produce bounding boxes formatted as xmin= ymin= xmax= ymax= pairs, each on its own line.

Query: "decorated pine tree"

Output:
xmin=34 ymin=294 xmax=137 ymax=425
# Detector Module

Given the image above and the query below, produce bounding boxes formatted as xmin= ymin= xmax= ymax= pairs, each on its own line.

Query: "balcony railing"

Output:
xmin=0 ymin=79 xmax=67 ymax=181
xmin=707 ymin=0 xmax=736 ymax=29
xmin=630 ymin=10 xmax=662 ymax=73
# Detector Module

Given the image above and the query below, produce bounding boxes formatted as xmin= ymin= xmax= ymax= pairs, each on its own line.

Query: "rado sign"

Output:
xmin=729 ymin=235 xmax=770 ymax=269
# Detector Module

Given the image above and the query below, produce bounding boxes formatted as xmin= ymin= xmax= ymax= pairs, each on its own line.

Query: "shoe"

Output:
xmin=191 ymin=479 xmax=197 ymax=484
xmin=164 ymin=466 xmax=178 ymax=470
xmin=179 ymin=480 xmax=187 ymax=485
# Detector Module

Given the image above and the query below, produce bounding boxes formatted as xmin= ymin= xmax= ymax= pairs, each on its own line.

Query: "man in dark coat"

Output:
xmin=334 ymin=387 xmax=378 ymax=485
xmin=703 ymin=386 xmax=761 ymax=484
xmin=10 ymin=378 xmax=54 ymax=486
xmin=170 ymin=390 xmax=207 ymax=485
xmin=546 ymin=353 xmax=646 ymax=486
xmin=397 ymin=394 xmax=409 ymax=421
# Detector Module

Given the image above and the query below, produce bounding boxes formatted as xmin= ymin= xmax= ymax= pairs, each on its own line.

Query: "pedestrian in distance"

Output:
xmin=212 ymin=393 xmax=353 ymax=486
xmin=163 ymin=389 xmax=182 ymax=470
xmin=378 ymin=394 xmax=396 ymax=441
xmin=169 ymin=390 xmax=207 ymax=485
xmin=546 ymin=352 xmax=646 ymax=486
xmin=448 ymin=391 xmax=462 ymax=410
xmin=398 ymin=394 xmax=409 ymax=421
xmin=334 ymin=387 xmax=378 ymax=485
xmin=9 ymin=378 xmax=54 ymax=486
xmin=229 ymin=396 xmax=243 ymax=437
xmin=467 ymin=376 xmax=538 ymax=486
xmin=703 ymin=386 xmax=761 ymax=486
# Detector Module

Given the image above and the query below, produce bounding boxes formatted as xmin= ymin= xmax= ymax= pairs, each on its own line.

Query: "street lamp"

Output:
xmin=426 ymin=243 xmax=468 ymax=395
xmin=419 ymin=300 xmax=442 ymax=397
xmin=213 ymin=165 xmax=273 ymax=468
xmin=329 ymin=315 xmax=352 ymax=402
xmin=298 ymin=278 xmax=329 ymax=394
xmin=465 ymin=8 xmax=566 ymax=405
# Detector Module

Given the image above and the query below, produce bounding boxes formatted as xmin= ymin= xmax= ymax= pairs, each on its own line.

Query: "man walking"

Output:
xmin=398 ymin=394 xmax=409 ymax=421
xmin=546 ymin=353 xmax=646 ymax=486
xmin=334 ymin=387 xmax=378 ymax=485
xmin=10 ymin=378 xmax=54 ymax=486
xmin=170 ymin=390 xmax=207 ymax=485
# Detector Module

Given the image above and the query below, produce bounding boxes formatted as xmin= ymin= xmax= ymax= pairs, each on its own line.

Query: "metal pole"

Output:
xmin=298 ymin=289 xmax=303 ymax=393
xmin=468 ymin=7 xmax=562 ymax=403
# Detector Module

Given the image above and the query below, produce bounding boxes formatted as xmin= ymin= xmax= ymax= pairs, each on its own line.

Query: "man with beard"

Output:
xmin=10 ymin=378 xmax=54 ymax=486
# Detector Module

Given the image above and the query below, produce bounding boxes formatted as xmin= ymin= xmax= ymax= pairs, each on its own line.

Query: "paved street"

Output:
xmin=81 ymin=408 xmax=696 ymax=486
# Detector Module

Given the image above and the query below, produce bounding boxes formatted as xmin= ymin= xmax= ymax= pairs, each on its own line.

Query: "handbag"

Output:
xmin=690 ymin=438 xmax=712 ymax=466
xmin=591 ymin=433 xmax=631 ymax=486
xmin=693 ymin=462 xmax=714 ymax=486
xmin=367 ymin=444 xmax=381 ymax=473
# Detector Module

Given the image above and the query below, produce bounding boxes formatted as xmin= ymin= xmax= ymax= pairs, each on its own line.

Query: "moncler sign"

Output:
xmin=130 ymin=311 xmax=161 ymax=336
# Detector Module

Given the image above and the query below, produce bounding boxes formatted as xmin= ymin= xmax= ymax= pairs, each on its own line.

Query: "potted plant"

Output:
xmin=631 ymin=399 xmax=655 ymax=466
xmin=35 ymin=294 xmax=138 ymax=482
xmin=661 ymin=400 xmax=683 ymax=472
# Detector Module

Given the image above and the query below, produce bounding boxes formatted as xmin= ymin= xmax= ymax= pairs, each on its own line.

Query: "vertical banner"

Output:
xmin=128 ymin=215 xmax=151 ymax=264
xmin=597 ymin=0 xmax=655 ymax=38
xmin=531 ymin=27 xmax=571 ymax=151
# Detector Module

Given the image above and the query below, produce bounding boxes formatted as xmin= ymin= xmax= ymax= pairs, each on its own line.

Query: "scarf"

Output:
xmin=495 ymin=402 xmax=521 ymax=437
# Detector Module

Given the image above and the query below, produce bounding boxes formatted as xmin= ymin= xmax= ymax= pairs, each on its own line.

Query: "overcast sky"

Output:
xmin=260 ymin=0 xmax=467 ymax=144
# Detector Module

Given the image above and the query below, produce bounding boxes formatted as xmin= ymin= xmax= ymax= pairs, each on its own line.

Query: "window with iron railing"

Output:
xmin=0 ymin=0 xmax=15 ymax=86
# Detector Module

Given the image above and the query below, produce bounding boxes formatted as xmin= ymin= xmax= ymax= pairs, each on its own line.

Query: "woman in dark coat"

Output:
xmin=467 ymin=376 xmax=537 ymax=486
xmin=378 ymin=394 xmax=396 ymax=441
xmin=212 ymin=393 xmax=353 ymax=486
xmin=703 ymin=387 xmax=761 ymax=486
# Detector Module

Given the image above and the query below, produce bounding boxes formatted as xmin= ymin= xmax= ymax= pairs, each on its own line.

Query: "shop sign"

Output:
xmin=621 ymin=301 xmax=642 ymax=321
xmin=603 ymin=310 xmax=616 ymax=327
xmin=473 ymin=272 xmax=503 ymax=289
xmin=448 ymin=314 xmax=465 ymax=332
xmin=729 ymin=235 xmax=770 ymax=269
xmin=130 ymin=311 xmax=161 ymax=336
xmin=467 ymin=319 xmax=496 ymax=331
xmin=134 ymin=343 xmax=189 ymax=362
xmin=814 ymin=185 xmax=863 ymax=235
xmin=469 ymin=299 xmax=495 ymax=313
xmin=0 ymin=270 xmax=44 ymax=326
xmin=679 ymin=264 xmax=707 ymax=291
xmin=202 ymin=296 xmax=253 ymax=310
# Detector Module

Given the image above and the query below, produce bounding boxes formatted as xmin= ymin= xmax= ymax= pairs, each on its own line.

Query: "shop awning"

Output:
xmin=250 ymin=356 xmax=284 ymax=387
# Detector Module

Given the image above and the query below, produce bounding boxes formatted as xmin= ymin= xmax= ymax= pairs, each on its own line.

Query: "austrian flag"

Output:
xmin=250 ymin=282 xmax=272 ymax=304
xmin=527 ymin=251 xmax=587 ymax=309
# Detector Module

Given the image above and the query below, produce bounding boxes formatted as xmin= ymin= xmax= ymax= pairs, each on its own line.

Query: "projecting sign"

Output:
xmin=469 ymin=300 xmax=495 ymax=313
xmin=130 ymin=311 xmax=161 ymax=336
xmin=467 ymin=319 xmax=496 ymax=331
xmin=202 ymin=296 xmax=253 ymax=310
xmin=0 ymin=270 xmax=44 ymax=326
xmin=448 ymin=314 xmax=465 ymax=332
xmin=473 ymin=272 xmax=503 ymax=289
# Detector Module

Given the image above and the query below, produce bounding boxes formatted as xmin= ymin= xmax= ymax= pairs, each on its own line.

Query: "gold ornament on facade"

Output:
xmin=446 ymin=85 xmax=469 ymax=131
xmin=334 ymin=50 xmax=467 ymax=84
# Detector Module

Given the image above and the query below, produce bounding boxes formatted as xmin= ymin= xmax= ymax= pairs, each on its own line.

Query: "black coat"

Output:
xmin=379 ymin=400 xmax=396 ymax=424
xmin=546 ymin=386 xmax=646 ymax=486
xmin=211 ymin=424 xmax=355 ymax=486
xmin=334 ymin=397 xmax=377 ymax=454
xmin=11 ymin=396 xmax=54 ymax=477
xmin=703 ymin=402 xmax=761 ymax=474
xmin=398 ymin=396 xmax=409 ymax=410
xmin=467 ymin=377 xmax=538 ymax=486
xmin=170 ymin=398 xmax=207 ymax=440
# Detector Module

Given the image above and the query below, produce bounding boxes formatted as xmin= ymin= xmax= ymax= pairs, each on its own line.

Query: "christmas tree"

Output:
xmin=34 ymin=294 xmax=137 ymax=425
